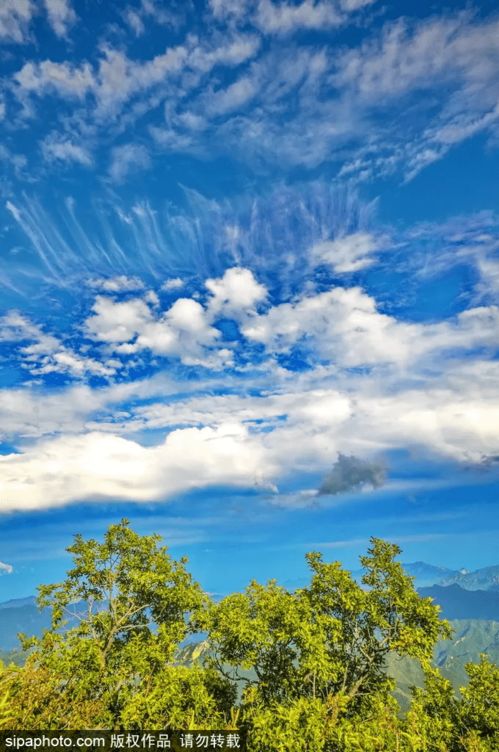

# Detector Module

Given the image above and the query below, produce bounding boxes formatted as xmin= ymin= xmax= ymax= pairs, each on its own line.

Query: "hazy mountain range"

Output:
xmin=403 ymin=562 xmax=499 ymax=591
xmin=352 ymin=562 xmax=499 ymax=590
xmin=1 ymin=561 xmax=498 ymax=653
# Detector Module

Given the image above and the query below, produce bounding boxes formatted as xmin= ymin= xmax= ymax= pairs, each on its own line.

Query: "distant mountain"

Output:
xmin=439 ymin=565 xmax=499 ymax=592
xmin=0 ymin=597 xmax=50 ymax=651
xmin=0 ymin=648 xmax=25 ymax=667
xmin=0 ymin=597 xmax=96 ymax=652
xmin=419 ymin=584 xmax=499 ymax=620
xmin=387 ymin=619 xmax=499 ymax=709
xmin=0 ymin=596 xmax=36 ymax=610
xmin=400 ymin=562 xmax=459 ymax=587
xmin=350 ymin=562 xmax=499 ymax=591
xmin=350 ymin=561 xmax=459 ymax=588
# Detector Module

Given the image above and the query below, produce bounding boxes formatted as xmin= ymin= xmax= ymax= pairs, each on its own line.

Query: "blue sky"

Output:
xmin=1 ymin=0 xmax=499 ymax=601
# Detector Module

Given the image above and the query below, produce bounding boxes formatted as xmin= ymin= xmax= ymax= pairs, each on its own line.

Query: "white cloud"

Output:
xmin=242 ymin=287 xmax=406 ymax=365
xmin=43 ymin=0 xmax=76 ymax=37
xmin=311 ymin=232 xmax=382 ymax=273
xmin=0 ymin=0 xmax=34 ymax=43
xmin=191 ymin=35 xmax=260 ymax=72
xmin=130 ymin=298 xmax=221 ymax=362
xmin=404 ymin=104 xmax=499 ymax=181
xmin=149 ymin=125 xmax=197 ymax=153
xmin=145 ymin=290 xmax=160 ymax=307
xmin=206 ymin=267 xmax=267 ymax=319
xmin=210 ymin=0 xmax=376 ymax=31
xmin=15 ymin=60 xmax=95 ymax=99
xmin=207 ymin=76 xmax=258 ymax=116
xmin=85 ymin=293 xmax=225 ymax=366
xmin=242 ymin=286 xmax=499 ymax=368
xmin=89 ymin=275 xmax=146 ymax=293
xmin=162 ymin=278 xmax=184 ymax=291
xmin=340 ymin=0 xmax=376 ymax=9
xmin=85 ymin=267 xmax=267 ymax=366
xmin=41 ymin=135 xmax=92 ymax=166
xmin=13 ymin=33 xmax=259 ymax=125
xmin=0 ymin=378 xmax=174 ymax=439
xmin=476 ymin=256 xmax=499 ymax=298
xmin=124 ymin=0 xmax=181 ymax=35
xmin=94 ymin=45 xmax=188 ymax=117
xmin=7 ymin=6 xmax=499 ymax=183
xmin=2 ymin=358 xmax=498 ymax=512
xmin=0 ymin=560 xmax=13 ymax=574
xmin=256 ymin=0 xmax=342 ymax=35
xmin=5 ymin=200 xmax=22 ymax=222
xmin=108 ymin=143 xmax=151 ymax=182
xmin=331 ymin=14 xmax=499 ymax=179
xmin=0 ymin=0 xmax=75 ymax=43
xmin=1 ymin=311 xmax=116 ymax=378
xmin=209 ymin=0 xmax=251 ymax=21
xmin=178 ymin=12 xmax=499 ymax=176
xmin=432 ymin=105 xmax=499 ymax=147
xmin=0 ymin=424 xmax=272 ymax=513
xmin=85 ymin=296 xmax=153 ymax=344
xmin=124 ymin=8 xmax=144 ymax=35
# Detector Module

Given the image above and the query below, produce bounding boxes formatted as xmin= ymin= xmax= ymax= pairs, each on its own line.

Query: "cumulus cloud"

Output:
xmin=83 ymin=267 xmax=268 ymax=367
xmin=1 ymin=243 xmax=498 ymax=514
xmin=0 ymin=560 xmax=13 ymax=574
xmin=206 ymin=267 xmax=267 ymax=320
xmin=85 ymin=291 xmax=227 ymax=367
xmin=0 ymin=424 xmax=273 ymax=513
xmin=242 ymin=286 xmax=499 ymax=368
xmin=85 ymin=296 xmax=153 ymax=343
xmin=318 ymin=453 xmax=385 ymax=496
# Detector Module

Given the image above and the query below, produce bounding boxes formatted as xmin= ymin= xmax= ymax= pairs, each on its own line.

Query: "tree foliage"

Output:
xmin=204 ymin=539 xmax=453 ymax=750
xmin=4 ymin=522 xmax=498 ymax=751
xmin=0 ymin=661 xmax=13 ymax=730
xmin=6 ymin=520 xmax=233 ymax=729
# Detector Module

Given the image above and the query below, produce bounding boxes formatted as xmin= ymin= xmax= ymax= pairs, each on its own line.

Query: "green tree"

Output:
xmin=458 ymin=655 xmax=499 ymax=748
xmin=0 ymin=661 xmax=13 ymax=730
xmin=5 ymin=524 xmax=498 ymax=751
xmin=6 ymin=519 xmax=234 ymax=729
xmin=404 ymin=656 xmax=499 ymax=752
xmin=204 ymin=538 xmax=452 ymax=751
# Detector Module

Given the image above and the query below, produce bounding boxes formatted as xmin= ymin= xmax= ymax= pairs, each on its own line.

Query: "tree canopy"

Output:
xmin=2 ymin=520 xmax=498 ymax=751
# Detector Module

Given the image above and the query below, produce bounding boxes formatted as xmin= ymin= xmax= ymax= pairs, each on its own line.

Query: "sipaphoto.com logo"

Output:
xmin=0 ymin=733 xmax=105 ymax=750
